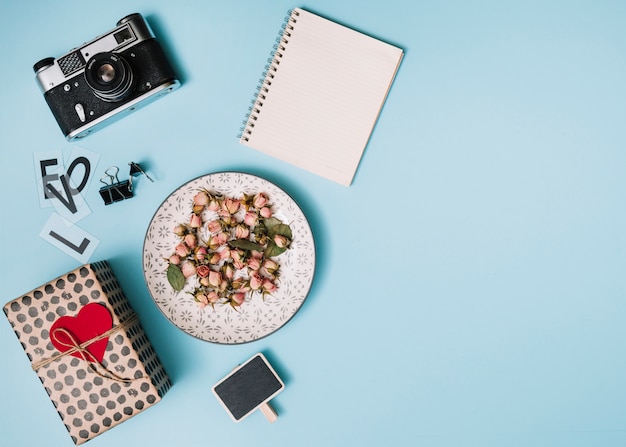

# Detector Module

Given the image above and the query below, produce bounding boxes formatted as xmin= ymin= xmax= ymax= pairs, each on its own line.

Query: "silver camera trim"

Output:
xmin=66 ymin=79 xmax=180 ymax=140
xmin=35 ymin=14 xmax=155 ymax=93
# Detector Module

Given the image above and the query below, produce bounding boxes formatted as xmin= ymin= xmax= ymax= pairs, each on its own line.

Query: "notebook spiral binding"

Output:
xmin=238 ymin=9 xmax=300 ymax=141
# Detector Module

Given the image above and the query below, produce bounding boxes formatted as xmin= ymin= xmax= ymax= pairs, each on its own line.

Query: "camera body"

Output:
xmin=34 ymin=13 xmax=180 ymax=141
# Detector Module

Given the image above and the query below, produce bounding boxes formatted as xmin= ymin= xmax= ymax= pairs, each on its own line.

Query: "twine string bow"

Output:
xmin=32 ymin=314 xmax=139 ymax=383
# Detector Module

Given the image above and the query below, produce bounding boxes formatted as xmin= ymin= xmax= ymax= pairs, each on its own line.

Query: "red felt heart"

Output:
xmin=50 ymin=303 xmax=113 ymax=363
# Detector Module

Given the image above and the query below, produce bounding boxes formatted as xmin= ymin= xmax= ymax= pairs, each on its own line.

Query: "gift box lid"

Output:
xmin=3 ymin=261 xmax=171 ymax=445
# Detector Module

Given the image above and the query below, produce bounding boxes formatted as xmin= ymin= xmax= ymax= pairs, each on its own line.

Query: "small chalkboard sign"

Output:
xmin=212 ymin=353 xmax=284 ymax=423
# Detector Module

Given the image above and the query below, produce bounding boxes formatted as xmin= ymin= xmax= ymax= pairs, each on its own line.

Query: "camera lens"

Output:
xmin=84 ymin=52 xmax=134 ymax=102
xmin=97 ymin=63 xmax=116 ymax=82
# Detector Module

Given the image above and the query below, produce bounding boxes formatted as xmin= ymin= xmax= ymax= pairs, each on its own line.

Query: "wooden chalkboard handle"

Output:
xmin=260 ymin=402 xmax=278 ymax=423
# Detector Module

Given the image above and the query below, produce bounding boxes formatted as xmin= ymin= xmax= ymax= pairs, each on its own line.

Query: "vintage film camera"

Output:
xmin=34 ymin=13 xmax=180 ymax=141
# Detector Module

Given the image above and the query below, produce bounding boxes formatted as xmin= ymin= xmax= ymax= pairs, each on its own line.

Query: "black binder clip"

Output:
xmin=128 ymin=161 xmax=154 ymax=192
xmin=99 ymin=166 xmax=133 ymax=205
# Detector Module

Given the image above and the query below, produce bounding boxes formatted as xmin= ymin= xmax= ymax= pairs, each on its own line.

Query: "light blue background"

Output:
xmin=1 ymin=1 xmax=625 ymax=446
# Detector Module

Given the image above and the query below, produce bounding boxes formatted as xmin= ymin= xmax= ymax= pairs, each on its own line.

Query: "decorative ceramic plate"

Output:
xmin=142 ymin=172 xmax=316 ymax=344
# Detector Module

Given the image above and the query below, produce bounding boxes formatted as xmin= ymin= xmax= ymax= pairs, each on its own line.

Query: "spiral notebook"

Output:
xmin=239 ymin=8 xmax=403 ymax=186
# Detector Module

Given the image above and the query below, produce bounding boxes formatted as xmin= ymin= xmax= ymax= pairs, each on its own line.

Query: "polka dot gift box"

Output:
xmin=3 ymin=261 xmax=171 ymax=445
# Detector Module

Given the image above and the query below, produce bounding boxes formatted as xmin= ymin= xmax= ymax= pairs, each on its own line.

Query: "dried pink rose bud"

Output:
xmin=169 ymin=254 xmax=181 ymax=265
xmin=262 ymin=278 xmax=278 ymax=294
xmin=219 ymin=279 xmax=229 ymax=293
xmin=175 ymin=243 xmax=190 ymax=257
xmin=221 ymin=263 xmax=235 ymax=280
xmin=231 ymin=293 xmax=246 ymax=306
xmin=222 ymin=197 xmax=240 ymax=215
xmin=195 ymin=292 xmax=209 ymax=308
xmin=196 ymin=265 xmax=210 ymax=278
xmin=218 ymin=247 xmax=231 ymax=261
xmin=173 ymin=224 xmax=187 ymax=236
xmin=189 ymin=214 xmax=202 ymax=229
xmin=207 ymin=291 xmax=220 ymax=304
xmin=253 ymin=192 xmax=269 ymax=208
xmin=273 ymin=235 xmax=290 ymax=248
xmin=193 ymin=191 xmax=209 ymax=207
xmin=194 ymin=246 xmax=207 ymax=261
xmin=235 ymin=224 xmax=250 ymax=239
xmin=209 ymin=252 xmax=221 ymax=264
xmin=249 ymin=272 xmax=263 ymax=291
xmin=208 ymin=235 xmax=220 ymax=250
xmin=216 ymin=231 xmax=229 ymax=246
xmin=244 ymin=211 xmax=258 ymax=227
xmin=207 ymin=219 xmax=222 ymax=234
xmin=220 ymin=214 xmax=233 ymax=227
xmin=247 ymin=257 xmax=261 ymax=271
xmin=231 ymin=278 xmax=246 ymax=290
xmin=208 ymin=270 xmax=222 ymax=288
xmin=231 ymin=249 xmax=244 ymax=263
xmin=208 ymin=197 xmax=221 ymax=212
xmin=181 ymin=262 xmax=196 ymax=278
xmin=262 ymin=259 xmax=279 ymax=274
xmin=184 ymin=233 xmax=197 ymax=249
xmin=260 ymin=206 xmax=272 ymax=218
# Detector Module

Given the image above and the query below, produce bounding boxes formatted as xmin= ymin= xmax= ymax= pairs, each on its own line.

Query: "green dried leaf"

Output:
xmin=263 ymin=217 xmax=282 ymax=232
xmin=264 ymin=241 xmax=287 ymax=258
xmin=229 ymin=239 xmax=264 ymax=252
xmin=253 ymin=223 xmax=267 ymax=237
xmin=167 ymin=264 xmax=186 ymax=291
xmin=264 ymin=217 xmax=293 ymax=239
xmin=273 ymin=223 xmax=293 ymax=239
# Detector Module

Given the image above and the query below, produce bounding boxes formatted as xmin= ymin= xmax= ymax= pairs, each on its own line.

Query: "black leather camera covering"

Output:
xmin=43 ymin=38 xmax=177 ymax=137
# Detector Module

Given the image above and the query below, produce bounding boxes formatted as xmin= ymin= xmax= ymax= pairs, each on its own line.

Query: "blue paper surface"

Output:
xmin=1 ymin=1 xmax=626 ymax=446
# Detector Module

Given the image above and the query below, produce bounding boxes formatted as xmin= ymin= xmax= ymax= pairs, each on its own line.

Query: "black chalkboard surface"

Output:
xmin=212 ymin=353 xmax=284 ymax=422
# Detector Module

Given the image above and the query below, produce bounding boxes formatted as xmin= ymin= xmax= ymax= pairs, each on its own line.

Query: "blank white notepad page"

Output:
xmin=240 ymin=8 xmax=403 ymax=186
